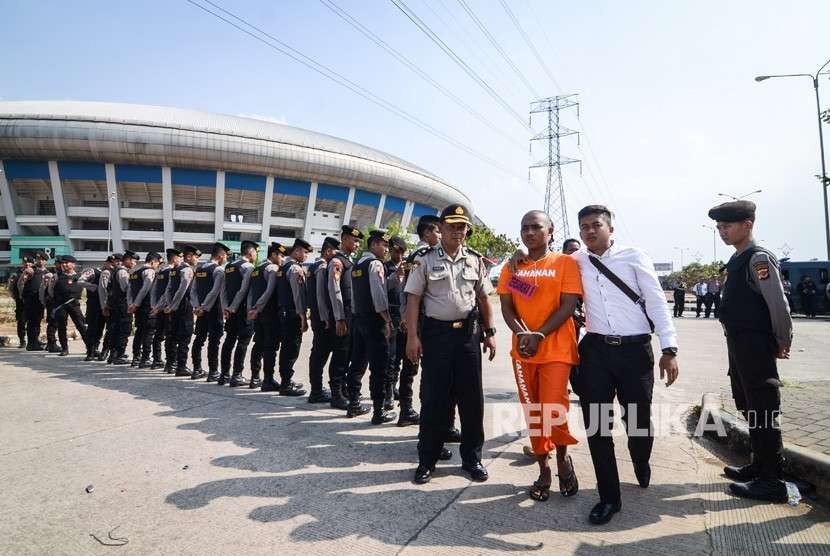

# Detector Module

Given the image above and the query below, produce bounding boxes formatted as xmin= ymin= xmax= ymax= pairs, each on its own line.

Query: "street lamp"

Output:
xmin=702 ymin=224 xmax=717 ymax=262
xmin=755 ymin=58 xmax=830 ymax=259
xmin=717 ymin=189 xmax=763 ymax=201
xmin=674 ymin=246 xmax=691 ymax=268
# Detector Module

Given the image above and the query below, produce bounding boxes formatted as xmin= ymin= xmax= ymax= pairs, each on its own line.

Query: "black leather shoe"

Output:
xmin=589 ymin=501 xmax=622 ymax=525
xmin=174 ymin=367 xmax=192 ymax=377
xmin=371 ymin=409 xmax=396 ymax=425
xmin=97 ymin=350 xmax=109 ymax=361
xmin=206 ymin=370 xmax=220 ymax=382
xmin=724 ymin=462 xmax=759 ymax=482
xmin=58 ymin=350 xmax=69 ymax=356
xmin=164 ymin=365 xmax=176 ymax=374
xmin=414 ymin=464 xmax=433 ymax=484
xmin=729 ymin=479 xmax=788 ymax=503
xmin=190 ymin=368 xmax=207 ymax=380
xmin=84 ymin=353 xmax=95 ymax=362
xmin=383 ymin=398 xmax=395 ymax=411
xmin=280 ymin=382 xmax=307 ymax=396
xmin=461 ymin=461 xmax=489 ymax=482
xmin=26 ymin=345 xmax=45 ymax=352
xmin=112 ymin=356 xmax=131 ymax=365
xmin=397 ymin=407 xmax=420 ymax=427
xmin=346 ymin=403 xmax=371 ymax=418
xmin=308 ymin=390 xmax=332 ymax=403
xmin=47 ymin=343 xmax=61 ymax=353
xmin=138 ymin=359 xmax=151 ymax=369
xmin=445 ymin=428 xmax=462 ymax=443
xmin=633 ymin=461 xmax=651 ymax=488
xmin=260 ymin=379 xmax=281 ymax=392
xmin=130 ymin=358 xmax=140 ymax=368
xmin=249 ymin=377 xmax=262 ymax=389
xmin=438 ymin=447 xmax=453 ymax=461
xmin=330 ymin=396 xmax=349 ymax=410
xmin=217 ymin=372 xmax=230 ymax=385
xmin=150 ymin=360 xmax=164 ymax=370
xmin=229 ymin=374 xmax=248 ymax=387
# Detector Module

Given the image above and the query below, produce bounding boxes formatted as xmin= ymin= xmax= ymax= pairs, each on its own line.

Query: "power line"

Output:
xmin=389 ymin=0 xmax=530 ymax=130
xmin=185 ymin=0 xmax=519 ymax=177
xmin=497 ymin=0 xmax=563 ymax=94
xmin=455 ymin=0 xmax=540 ymax=99
xmin=318 ymin=0 xmax=525 ymax=150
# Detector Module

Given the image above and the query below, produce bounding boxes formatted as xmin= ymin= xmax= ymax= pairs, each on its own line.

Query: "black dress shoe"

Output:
xmin=308 ymin=390 xmax=332 ymax=403
xmin=112 ymin=356 xmax=131 ymax=365
xmin=58 ymin=350 xmax=69 ymax=357
xmin=330 ymin=397 xmax=349 ymax=410
xmin=633 ymin=461 xmax=651 ymax=488
xmin=175 ymin=367 xmax=193 ymax=377
xmin=414 ymin=464 xmax=434 ymax=484
xmin=26 ymin=345 xmax=45 ymax=352
xmin=48 ymin=345 xmax=62 ymax=353
xmin=438 ymin=447 xmax=453 ymax=461
xmin=260 ymin=379 xmax=281 ymax=392
xmin=130 ymin=359 xmax=140 ymax=368
xmin=150 ymin=360 xmax=164 ymax=370
xmin=371 ymin=409 xmax=396 ymax=425
xmin=445 ymin=428 xmax=462 ymax=443
xmin=729 ymin=479 xmax=788 ymax=503
xmin=397 ymin=407 xmax=420 ymax=427
xmin=206 ymin=370 xmax=220 ymax=382
xmin=346 ymin=402 xmax=371 ymax=418
xmin=724 ymin=462 xmax=759 ymax=482
xmin=589 ymin=501 xmax=621 ymax=525
xmin=84 ymin=354 xmax=95 ymax=362
xmin=97 ymin=350 xmax=110 ymax=361
xmin=164 ymin=365 xmax=176 ymax=374
xmin=217 ymin=372 xmax=230 ymax=385
xmin=190 ymin=369 xmax=207 ymax=380
xmin=461 ymin=461 xmax=489 ymax=482
xmin=229 ymin=374 xmax=248 ymax=387
xmin=280 ymin=382 xmax=306 ymax=396
xmin=249 ymin=377 xmax=262 ymax=389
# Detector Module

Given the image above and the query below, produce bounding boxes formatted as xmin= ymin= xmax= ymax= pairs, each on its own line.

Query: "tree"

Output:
xmin=351 ymin=220 xmax=415 ymax=261
xmin=663 ymin=261 xmax=726 ymax=290
xmin=467 ymin=224 xmax=519 ymax=263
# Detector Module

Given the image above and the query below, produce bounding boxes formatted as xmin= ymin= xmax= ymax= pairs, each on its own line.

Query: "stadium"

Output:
xmin=0 ymin=100 xmax=471 ymax=264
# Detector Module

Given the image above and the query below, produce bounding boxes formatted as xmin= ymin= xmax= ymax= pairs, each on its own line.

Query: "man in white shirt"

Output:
xmin=569 ymin=205 xmax=679 ymax=525
xmin=694 ymin=281 xmax=708 ymax=318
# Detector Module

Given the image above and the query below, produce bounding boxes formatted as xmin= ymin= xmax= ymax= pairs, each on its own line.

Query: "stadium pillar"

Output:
xmin=374 ymin=194 xmax=386 ymax=228
xmin=401 ymin=201 xmax=414 ymax=229
xmin=47 ymin=161 xmax=70 ymax=237
xmin=215 ymin=171 xmax=225 ymax=241
xmin=104 ymin=163 xmax=124 ymax=253
xmin=343 ymin=187 xmax=356 ymax=228
xmin=162 ymin=167 xmax=173 ymax=249
xmin=0 ymin=161 xmax=20 ymax=235
xmin=303 ymin=182 xmax=318 ymax=240
xmin=261 ymin=176 xmax=274 ymax=242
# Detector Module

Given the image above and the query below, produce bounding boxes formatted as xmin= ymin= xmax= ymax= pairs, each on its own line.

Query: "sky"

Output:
xmin=2 ymin=0 xmax=829 ymax=266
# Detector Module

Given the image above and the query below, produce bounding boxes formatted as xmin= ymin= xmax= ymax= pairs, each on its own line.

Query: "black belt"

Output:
xmin=423 ymin=316 xmax=474 ymax=330
xmin=586 ymin=332 xmax=651 ymax=346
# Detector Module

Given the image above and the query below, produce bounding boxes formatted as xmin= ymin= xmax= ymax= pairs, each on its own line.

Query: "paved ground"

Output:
xmin=1 ymin=313 xmax=828 ymax=554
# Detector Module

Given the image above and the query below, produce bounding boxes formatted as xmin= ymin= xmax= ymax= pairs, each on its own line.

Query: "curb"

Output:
xmin=697 ymin=392 xmax=830 ymax=496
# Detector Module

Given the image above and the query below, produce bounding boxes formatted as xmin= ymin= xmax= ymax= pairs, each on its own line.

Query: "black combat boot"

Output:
xmin=329 ymin=381 xmax=349 ymax=410
xmin=308 ymin=388 xmax=332 ymax=404
xmin=346 ymin=396 xmax=371 ymax=418
xmin=371 ymin=401 xmax=395 ymax=425
xmin=397 ymin=406 xmax=420 ymax=427
xmin=383 ymin=383 xmax=395 ymax=411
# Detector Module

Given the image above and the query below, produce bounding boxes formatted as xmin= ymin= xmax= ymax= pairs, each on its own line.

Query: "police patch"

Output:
xmin=226 ymin=266 xmax=236 ymax=273
xmin=753 ymin=261 xmax=770 ymax=280
xmin=352 ymin=269 xmax=364 ymax=277
xmin=196 ymin=271 xmax=208 ymax=278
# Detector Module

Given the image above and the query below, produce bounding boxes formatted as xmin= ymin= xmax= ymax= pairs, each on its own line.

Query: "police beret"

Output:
xmin=322 ymin=236 xmax=340 ymax=250
xmin=123 ymin=250 xmax=139 ymax=260
xmin=182 ymin=245 xmax=202 ymax=257
xmin=212 ymin=242 xmax=231 ymax=254
xmin=368 ymin=229 xmax=391 ymax=243
xmin=35 ymin=251 xmax=49 ymax=260
xmin=240 ymin=240 xmax=259 ymax=252
xmin=389 ymin=236 xmax=407 ymax=251
xmin=105 ymin=254 xmax=117 ymax=263
xmin=268 ymin=242 xmax=288 ymax=256
xmin=111 ymin=253 xmax=123 ymax=261
xmin=61 ymin=255 xmax=78 ymax=263
xmin=292 ymin=238 xmax=313 ymax=252
xmin=166 ymin=248 xmax=183 ymax=258
xmin=341 ymin=225 xmax=365 ymax=240
xmin=708 ymin=200 xmax=756 ymax=222
xmin=440 ymin=204 xmax=473 ymax=226
xmin=145 ymin=251 xmax=162 ymax=262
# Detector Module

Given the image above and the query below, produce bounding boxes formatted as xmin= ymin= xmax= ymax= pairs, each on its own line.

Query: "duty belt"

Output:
xmin=586 ymin=332 xmax=651 ymax=346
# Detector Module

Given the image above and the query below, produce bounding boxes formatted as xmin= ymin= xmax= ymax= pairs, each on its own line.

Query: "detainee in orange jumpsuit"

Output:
xmin=498 ymin=210 xmax=583 ymax=500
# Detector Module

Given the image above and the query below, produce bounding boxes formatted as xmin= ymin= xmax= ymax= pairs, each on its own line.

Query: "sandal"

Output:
xmin=557 ymin=455 xmax=579 ymax=497
xmin=529 ymin=471 xmax=552 ymax=502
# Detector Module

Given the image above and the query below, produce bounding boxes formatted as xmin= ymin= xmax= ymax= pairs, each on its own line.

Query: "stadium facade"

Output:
xmin=0 ymin=101 xmax=471 ymax=264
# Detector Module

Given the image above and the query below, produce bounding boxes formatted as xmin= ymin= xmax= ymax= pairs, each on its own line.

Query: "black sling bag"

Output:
xmin=588 ymin=255 xmax=655 ymax=333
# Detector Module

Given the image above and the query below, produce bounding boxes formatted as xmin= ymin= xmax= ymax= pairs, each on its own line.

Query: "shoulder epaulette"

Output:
xmin=410 ymin=246 xmax=432 ymax=259
xmin=465 ymin=247 xmax=484 ymax=258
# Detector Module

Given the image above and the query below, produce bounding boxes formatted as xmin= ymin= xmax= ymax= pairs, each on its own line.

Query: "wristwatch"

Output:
xmin=662 ymin=347 xmax=678 ymax=357
xmin=483 ymin=327 xmax=497 ymax=338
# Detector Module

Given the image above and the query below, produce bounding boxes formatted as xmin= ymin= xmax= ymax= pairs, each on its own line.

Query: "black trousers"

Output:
xmin=308 ymin=319 xmax=334 ymax=394
xmin=192 ymin=308 xmax=224 ymax=372
xmin=328 ymin=316 xmax=353 ymax=395
xmin=712 ymin=293 xmax=721 ymax=318
xmin=349 ymin=314 xmax=390 ymax=404
xmin=142 ymin=311 xmax=165 ymax=363
xmin=220 ymin=309 xmax=254 ymax=375
xmin=45 ymin=302 xmax=58 ymax=346
xmin=695 ymin=295 xmax=705 ymax=317
xmin=55 ymin=302 xmax=87 ymax=351
xmin=726 ymin=329 xmax=783 ymax=478
xmin=418 ymin=318 xmax=484 ymax=466
xmin=672 ymin=295 xmax=685 ymax=317
xmin=704 ymin=293 xmax=714 ymax=318
xmin=131 ymin=306 xmax=151 ymax=361
xmin=251 ymin=315 xmax=280 ymax=381
xmin=278 ymin=310 xmax=303 ymax=383
xmin=14 ymin=300 xmax=26 ymax=344
xmin=392 ymin=325 xmax=419 ymax=408
xmin=23 ymin=295 xmax=44 ymax=347
xmin=168 ymin=304 xmax=194 ymax=369
xmin=85 ymin=301 xmax=106 ymax=355
xmin=571 ymin=334 xmax=655 ymax=505
xmin=108 ymin=303 xmax=132 ymax=357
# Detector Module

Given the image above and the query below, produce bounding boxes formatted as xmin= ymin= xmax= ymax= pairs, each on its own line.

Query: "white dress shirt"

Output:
xmin=572 ymin=242 xmax=678 ymax=350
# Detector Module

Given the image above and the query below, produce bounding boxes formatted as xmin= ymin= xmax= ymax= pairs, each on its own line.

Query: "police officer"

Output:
xmin=248 ymin=242 xmax=287 ymax=391
xmin=306 ymin=236 xmax=339 ymax=404
xmin=78 ymin=255 xmax=110 ymax=361
xmin=148 ymin=250 xmax=177 ymax=370
xmin=386 ymin=235 xmax=420 ymax=425
xmin=41 ymin=260 xmax=60 ymax=353
xmin=709 ymin=200 xmax=793 ymax=503
xmin=128 ymin=252 xmax=160 ymax=367
xmin=19 ymin=251 xmax=49 ymax=351
xmin=106 ymin=251 xmax=137 ymax=365
xmin=190 ymin=242 xmax=230 ymax=381
xmin=277 ymin=239 xmax=312 ymax=396
xmin=51 ymin=255 xmax=88 ymax=356
xmin=220 ymin=240 xmax=258 ymax=387
xmin=96 ymin=253 xmax=121 ymax=362
xmin=326 ymin=225 xmax=364 ymax=411
xmin=164 ymin=245 xmax=199 ymax=377
xmin=405 ymin=204 xmax=497 ymax=484
xmin=349 ymin=230 xmax=396 ymax=423
xmin=8 ymin=257 xmax=32 ymax=348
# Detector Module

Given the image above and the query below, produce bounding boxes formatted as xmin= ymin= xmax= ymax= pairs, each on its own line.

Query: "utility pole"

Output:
xmin=530 ymin=95 xmax=581 ymax=247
